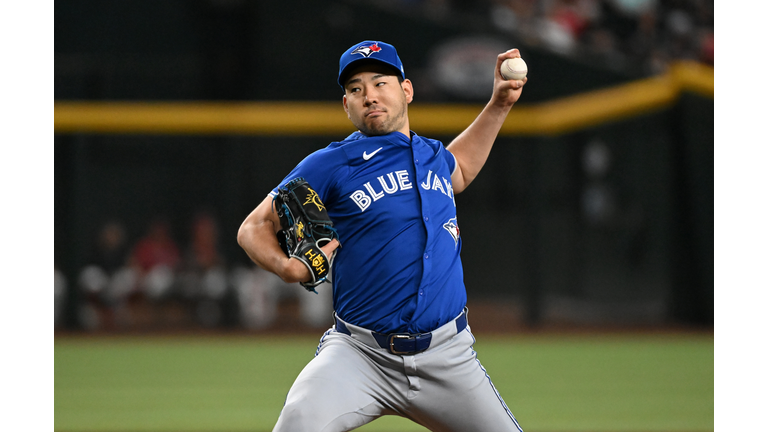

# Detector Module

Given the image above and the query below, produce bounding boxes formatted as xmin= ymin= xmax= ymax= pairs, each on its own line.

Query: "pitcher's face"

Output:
xmin=342 ymin=66 xmax=413 ymax=136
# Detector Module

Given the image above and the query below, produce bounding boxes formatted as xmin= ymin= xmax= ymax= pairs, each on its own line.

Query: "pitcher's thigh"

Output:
xmin=273 ymin=334 xmax=394 ymax=432
xmin=414 ymin=331 xmax=524 ymax=432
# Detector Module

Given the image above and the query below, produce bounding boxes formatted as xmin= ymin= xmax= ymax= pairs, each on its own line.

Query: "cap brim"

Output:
xmin=338 ymin=59 xmax=404 ymax=88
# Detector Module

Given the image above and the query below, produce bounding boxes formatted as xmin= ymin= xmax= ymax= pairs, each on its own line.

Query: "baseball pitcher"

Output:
xmin=238 ymin=40 xmax=527 ymax=432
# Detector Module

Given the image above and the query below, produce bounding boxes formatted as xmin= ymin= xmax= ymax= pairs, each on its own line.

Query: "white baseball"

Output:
xmin=500 ymin=57 xmax=527 ymax=80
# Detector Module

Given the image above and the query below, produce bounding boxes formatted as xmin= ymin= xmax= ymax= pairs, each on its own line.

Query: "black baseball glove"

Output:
xmin=273 ymin=177 xmax=339 ymax=292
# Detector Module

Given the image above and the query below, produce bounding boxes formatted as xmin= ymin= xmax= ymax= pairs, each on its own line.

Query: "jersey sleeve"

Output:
xmin=269 ymin=146 xmax=344 ymax=205
xmin=426 ymin=137 xmax=457 ymax=175
xmin=444 ymin=146 xmax=457 ymax=175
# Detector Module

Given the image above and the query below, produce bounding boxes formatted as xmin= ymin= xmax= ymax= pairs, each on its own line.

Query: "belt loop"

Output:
xmin=334 ymin=313 xmax=350 ymax=336
xmin=455 ymin=308 xmax=468 ymax=334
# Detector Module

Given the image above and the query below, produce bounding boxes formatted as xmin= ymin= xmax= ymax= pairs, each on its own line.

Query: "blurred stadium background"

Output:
xmin=54 ymin=0 xmax=713 ymax=430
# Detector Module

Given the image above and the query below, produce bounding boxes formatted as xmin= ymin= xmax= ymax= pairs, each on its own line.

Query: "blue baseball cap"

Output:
xmin=338 ymin=40 xmax=405 ymax=89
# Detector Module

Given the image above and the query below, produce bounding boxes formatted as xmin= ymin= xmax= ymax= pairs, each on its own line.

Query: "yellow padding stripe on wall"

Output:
xmin=54 ymin=61 xmax=712 ymax=137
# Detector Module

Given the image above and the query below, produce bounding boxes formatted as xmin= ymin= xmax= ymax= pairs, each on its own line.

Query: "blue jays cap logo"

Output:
xmin=351 ymin=43 xmax=382 ymax=58
xmin=339 ymin=40 xmax=404 ymax=88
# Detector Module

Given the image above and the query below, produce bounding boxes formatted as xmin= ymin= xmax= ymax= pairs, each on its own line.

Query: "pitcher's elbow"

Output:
xmin=236 ymin=224 xmax=249 ymax=249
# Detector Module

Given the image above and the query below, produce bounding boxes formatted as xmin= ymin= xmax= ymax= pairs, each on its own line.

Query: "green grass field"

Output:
xmin=55 ymin=332 xmax=713 ymax=432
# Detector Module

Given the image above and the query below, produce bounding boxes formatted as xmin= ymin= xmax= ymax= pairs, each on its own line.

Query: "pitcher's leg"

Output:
xmin=408 ymin=329 xmax=524 ymax=432
xmin=273 ymin=331 xmax=401 ymax=432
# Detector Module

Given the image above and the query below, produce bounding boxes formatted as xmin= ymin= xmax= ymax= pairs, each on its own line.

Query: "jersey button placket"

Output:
xmin=413 ymin=141 xmax=431 ymax=313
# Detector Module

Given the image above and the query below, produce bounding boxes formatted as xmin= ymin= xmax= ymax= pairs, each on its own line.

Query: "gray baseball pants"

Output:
xmin=272 ymin=310 xmax=524 ymax=432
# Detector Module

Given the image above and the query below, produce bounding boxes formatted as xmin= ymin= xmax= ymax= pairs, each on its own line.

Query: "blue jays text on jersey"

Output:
xmin=270 ymin=131 xmax=466 ymax=334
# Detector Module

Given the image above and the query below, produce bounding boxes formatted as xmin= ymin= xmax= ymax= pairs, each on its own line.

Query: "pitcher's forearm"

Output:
xmin=238 ymin=217 xmax=279 ymax=270
xmin=447 ymin=102 xmax=513 ymax=192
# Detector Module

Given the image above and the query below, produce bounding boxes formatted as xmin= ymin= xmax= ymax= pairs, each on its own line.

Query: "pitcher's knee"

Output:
xmin=274 ymin=400 xmax=379 ymax=432
xmin=273 ymin=401 xmax=319 ymax=432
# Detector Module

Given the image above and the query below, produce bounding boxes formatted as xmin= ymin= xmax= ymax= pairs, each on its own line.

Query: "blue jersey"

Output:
xmin=271 ymin=131 xmax=465 ymax=334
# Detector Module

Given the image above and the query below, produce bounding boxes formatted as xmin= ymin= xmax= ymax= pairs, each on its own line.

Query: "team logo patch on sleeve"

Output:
xmin=443 ymin=217 xmax=460 ymax=249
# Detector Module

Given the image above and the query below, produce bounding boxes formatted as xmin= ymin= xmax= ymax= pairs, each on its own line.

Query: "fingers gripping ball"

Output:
xmin=274 ymin=177 xmax=340 ymax=292
xmin=500 ymin=57 xmax=527 ymax=80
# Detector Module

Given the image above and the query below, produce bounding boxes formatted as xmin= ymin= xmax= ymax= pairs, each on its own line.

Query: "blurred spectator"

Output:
xmin=535 ymin=0 xmax=599 ymax=55
xmin=538 ymin=6 xmax=578 ymax=55
xmin=177 ymin=211 xmax=233 ymax=328
xmin=231 ymin=265 xmax=279 ymax=330
xmin=661 ymin=5 xmax=698 ymax=61
xmin=95 ymin=220 xmax=130 ymax=272
xmin=77 ymin=220 xmax=137 ymax=330
xmin=550 ymin=0 xmax=596 ymax=40
xmin=489 ymin=0 xmax=540 ymax=41
xmin=232 ymin=264 xmax=334 ymax=330
xmin=129 ymin=217 xmax=181 ymax=302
